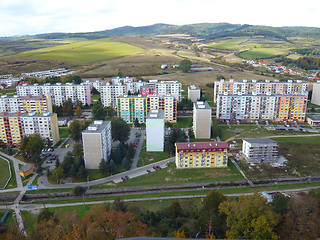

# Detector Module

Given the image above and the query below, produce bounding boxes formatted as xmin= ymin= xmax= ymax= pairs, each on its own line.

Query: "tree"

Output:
xmin=179 ymin=59 xmax=192 ymax=73
xmin=121 ymin=157 xmax=131 ymax=170
xmin=117 ymin=69 xmax=123 ymax=78
xmin=219 ymin=193 xmax=280 ymax=240
xmin=92 ymin=100 xmax=107 ymax=120
xmin=212 ymin=118 xmax=220 ymax=138
xmin=75 ymin=106 xmax=82 ymax=118
xmin=173 ymin=230 xmax=186 ymax=238
xmin=111 ymin=118 xmax=130 ymax=143
xmin=112 ymin=197 xmax=127 ymax=212
xmin=73 ymin=186 xmax=87 ymax=196
xmin=99 ymin=159 xmax=109 ymax=175
xmin=22 ymin=134 xmax=45 ymax=158
xmin=114 ymin=143 xmax=125 ymax=164
xmin=91 ymin=86 xmax=100 ymax=94
xmin=37 ymin=208 xmax=54 ymax=223
xmin=108 ymin=159 xmax=116 ymax=174
xmin=134 ymin=118 xmax=140 ymax=127
xmin=62 ymin=98 xmax=74 ymax=117
xmin=68 ymin=120 xmax=82 ymax=142
xmin=0 ymin=139 xmax=6 ymax=150
xmin=106 ymin=106 xmax=116 ymax=117
xmin=167 ymin=200 xmax=183 ymax=217
xmin=165 ymin=128 xmax=187 ymax=153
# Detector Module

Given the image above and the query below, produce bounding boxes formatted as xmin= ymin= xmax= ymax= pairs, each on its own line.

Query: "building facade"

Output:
xmin=82 ymin=120 xmax=112 ymax=169
xmin=193 ymin=101 xmax=212 ymax=139
xmin=146 ymin=110 xmax=164 ymax=152
xmin=0 ymin=94 xmax=52 ymax=113
xmin=100 ymin=83 xmax=126 ymax=108
xmin=0 ymin=112 xmax=59 ymax=146
xmin=175 ymin=142 xmax=229 ymax=169
xmin=16 ymin=83 xmax=91 ymax=106
xmin=311 ymin=83 xmax=320 ymax=106
xmin=242 ymin=138 xmax=278 ymax=164
xmin=188 ymin=85 xmax=201 ymax=102
xmin=117 ymin=95 xmax=177 ymax=123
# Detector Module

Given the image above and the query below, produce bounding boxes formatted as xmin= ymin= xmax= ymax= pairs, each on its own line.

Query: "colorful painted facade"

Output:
xmin=175 ymin=142 xmax=229 ymax=169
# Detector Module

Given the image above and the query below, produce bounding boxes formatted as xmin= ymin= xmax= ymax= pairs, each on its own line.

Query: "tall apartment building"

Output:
xmin=16 ymin=83 xmax=91 ymax=106
xmin=242 ymin=138 xmax=278 ymax=164
xmin=188 ymin=85 xmax=201 ymax=102
xmin=214 ymin=79 xmax=308 ymax=103
xmin=0 ymin=94 xmax=52 ymax=113
xmin=146 ymin=110 xmax=164 ymax=152
xmin=82 ymin=120 xmax=112 ymax=169
xmin=175 ymin=142 xmax=229 ymax=169
xmin=100 ymin=83 xmax=126 ymax=108
xmin=0 ymin=112 xmax=59 ymax=145
xmin=311 ymin=82 xmax=320 ymax=106
xmin=117 ymin=95 xmax=177 ymax=123
xmin=193 ymin=101 xmax=212 ymax=139
xmin=154 ymin=80 xmax=182 ymax=102
xmin=216 ymin=93 xmax=307 ymax=122
xmin=140 ymin=85 xmax=156 ymax=96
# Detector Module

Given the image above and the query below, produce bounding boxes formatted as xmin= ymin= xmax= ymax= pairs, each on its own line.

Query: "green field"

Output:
xmin=58 ymin=127 xmax=69 ymax=139
xmin=239 ymin=47 xmax=288 ymax=59
xmin=209 ymin=37 xmax=248 ymax=50
xmin=272 ymin=136 xmax=320 ymax=144
xmin=172 ymin=117 xmax=193 ymax=128
xmin=0 ymin=157 xmax=11 ymax=189
xmin=137 ymin=142 xmax=172 ymax=167
xmin=9 ymin=38 xmax=144 ymax=64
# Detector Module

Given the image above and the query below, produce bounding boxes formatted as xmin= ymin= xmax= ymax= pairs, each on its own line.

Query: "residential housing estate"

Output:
xmin=175 ymin=142 xmax=229 ymax=169
xmin=0 ymin=112 xmax=60 ymax=146
xmin=193 ymin=101 xmax=212 ymax=139
xmin=82 ymin=120 xmax=112 ymax=169
xmin=215 ymin=79 xmax=308 ymax=122
xmin=16 ymin=83 xmax=91 ymax=106
xmin=242 ymin=138 xmax=278 ymax=164
xmin=188 ymin=85 xmax=201 ymax=102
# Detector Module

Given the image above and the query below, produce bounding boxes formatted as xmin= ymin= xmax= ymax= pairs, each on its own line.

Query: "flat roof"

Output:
xmin=147 ymin=109 xmax=164 ymax=119
xmin=0 ymin=112 xmax=55 ymax=117
xmin=194 ymin=101 xmax=211 ymax=109
xmin=20 ymin=163 xmax=34 ymax=173
xmin=82 ymin=120 xmax=110 ymax=134
xmin=243 ymin=138 xmax=278 ymax=144
xmin=188 ymin=85 xmax=200 ymax=90
xmin=306 ymin=115 xmax=320 ymax=121
xmin=176 ymin=142 xmax=229 ymax=151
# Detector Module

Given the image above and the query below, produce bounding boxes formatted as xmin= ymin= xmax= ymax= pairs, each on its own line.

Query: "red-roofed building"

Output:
xmin=175 ymin=142 xmax=229 ymax=169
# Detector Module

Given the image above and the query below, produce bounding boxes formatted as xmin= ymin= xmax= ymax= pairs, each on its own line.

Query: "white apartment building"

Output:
xmin=311 ymin=82 xmax=320 ymax=106
xmin=154 ymin=80 xmax=182 ymax=101
xmin=242 ymin=138 xmax=278 ymax=164
xmin=82 ymin=120 xmax=112 ymax=169
xmin=16 ymin=83 xmax=91 ymax=106
xmin=193 ymin=101 xmax=212 ymax=139
xmin=146 ymin=110 xmax=165 ymax=152
xmin=188 ymin=85 xmax=201 ymax=102
xmin=0 ymin=94 xmax=52 ymax=113
xmin=100 ymin=83 xmax=126 ymax=107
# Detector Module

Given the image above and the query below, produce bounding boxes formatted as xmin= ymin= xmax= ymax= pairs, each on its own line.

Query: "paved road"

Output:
xmin=130 ymin=128 xmax=145 ymax=170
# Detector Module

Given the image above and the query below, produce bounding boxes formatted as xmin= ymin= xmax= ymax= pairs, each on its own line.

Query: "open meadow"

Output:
xmin=0 ymin=157 xmax=11 ymax=189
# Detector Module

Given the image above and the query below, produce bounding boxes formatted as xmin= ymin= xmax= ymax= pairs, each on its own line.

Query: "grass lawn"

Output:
xmin=0 ymin=210 xmax=13 ymax=227
xmin=10 ymin=38 xmax=144 ymax=64
xmin=271 ymin=136 xmax=320 ymax=144
xmin=21 ymin=211 xmax=38 ymax=234
xmin=208 ymin=37 xmax=248 ymax=50
xmin=239 ymin=47 xmax=288 ymax=59
xmin=59 ymin=127 xmax=69 ymax=139
xmin=137 ymin=142 xmax=172 ymax=167
xmin=91 ymin=94 xmax=100 ymax=100
xmin=172 ymin=117 xmax=193 ymax=128
xmin=87 ymin=169 xmax=109 ymax=181
xmin=0 ymin=157 xmax=11 ymax=189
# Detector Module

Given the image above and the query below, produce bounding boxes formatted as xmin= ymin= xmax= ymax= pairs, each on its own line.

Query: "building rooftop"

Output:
xmin=176 ymin=142 xmax=229 ymax=151
xmin=306 ymin=115 xmax=320 ymax=121
xmin=82 ymin=120 xmax=110 ymax=134
xmin=188 ymin=85 xmax=200 ymax=90
xmin=194 ymin=101 xmax=211 ymax=110
xmin=218 ymin=79 xmax=307 ymax=84
xmin=243 ymin=138 xmax=278 ymax=144
xmin=147 ymin=110 xmax=164 ymax=120
xmin=0 ymin=112 xmax=55 ymax=117
xmin=20 ymin=163 xmax=34 ymax=173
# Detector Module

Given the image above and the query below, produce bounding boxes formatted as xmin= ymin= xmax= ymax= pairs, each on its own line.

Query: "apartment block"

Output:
xmin=82 ymin=120 xmax=112 ymax=169
xmin=242 ymin=138 xmax=278 ymax=164
xmin=154 ymin=80 xmax=182 ymax=102
xmin=117 ymin=95 xmax=177 ymax=123
xmin=146 ymin=110 xmax=164 ymax=152
xmin=16 ymin=83 xmax=91 ymax=106
xmin=311 ymin=83 xmax=320 ymax=106
xmin=140 ymin=85 xmax=156 ymax=96
xmin=193 ymin=101 xmax=212 ymax=139
xmin=0 ymin=112 xmax=59 ymax=146
xmin=100 ymin=83 xmax=126 ymax=108
xmin=117 ymin=96 xmax=148 ymax=123
xmin=175 ymin=142 xmax=229 ymax=169
xmin=0 ymin=94 xmax=52 ymax=113
xmin=188 ymin=85 xmax=201 ymax=102
xmin=214 ymin=79 xmax=308 ymax=103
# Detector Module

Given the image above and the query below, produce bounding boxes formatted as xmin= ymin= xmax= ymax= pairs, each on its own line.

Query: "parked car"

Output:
xmin=146 ymin=169 xmax=151 ymax=173
xmin=46 ymin=160 xmax=52 ymax=164
xmin=153 ymin=166 xmax=158 ymax=170
xmin=157 ymin=166 xmax=161 ymax=170
xmin=121 ymin=177 xmax=126 ymax=181
xmin=125 ymin=176 xmax=129 ymax=180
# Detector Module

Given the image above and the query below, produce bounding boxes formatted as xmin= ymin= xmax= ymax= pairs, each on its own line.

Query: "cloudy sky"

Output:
xmin=1 ymin=0 xmax=320 ymax=37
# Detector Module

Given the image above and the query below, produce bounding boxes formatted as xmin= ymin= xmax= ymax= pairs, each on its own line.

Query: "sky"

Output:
xmin=1 ymin=0 xmax=320 ymax=37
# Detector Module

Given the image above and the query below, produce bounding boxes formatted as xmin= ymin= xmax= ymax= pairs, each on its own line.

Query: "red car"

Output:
xmin=121 ymin=177 xmax=126 ymax=181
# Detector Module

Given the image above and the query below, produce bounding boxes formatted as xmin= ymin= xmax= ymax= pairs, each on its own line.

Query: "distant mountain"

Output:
xmin=3 ymin=23 xmax=320 ymax=41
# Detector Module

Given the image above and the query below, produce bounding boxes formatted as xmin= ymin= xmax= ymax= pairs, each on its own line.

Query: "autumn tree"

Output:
xmin=68 ymin=120 xmax=82 ymax=142
xmin=179 ymin=59 xmax=192 ymax=73
xmin=75 ymin=106 xmax=82 ymax=118
xmin=219 ymin=193 xmax=280 ymax=240
xmin=111 ymin=118 xmax=130 ymax=143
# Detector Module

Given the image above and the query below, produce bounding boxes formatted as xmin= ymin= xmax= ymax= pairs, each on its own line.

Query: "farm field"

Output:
xmin=239 ymin=47 xmax=288 ymax=59
xmin=208 ymin=37 xmax=249 ymax=50
xmin=0 ymin=157 xmax=11 ymax=189
xmin=8 ymin=38 xmax=144 ymax=64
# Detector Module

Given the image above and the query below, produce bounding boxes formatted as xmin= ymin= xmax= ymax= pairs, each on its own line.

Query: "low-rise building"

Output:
xmin=82 ymin=120 xmax=112 ymax=169
xmin=306 ymin=115 xmax=320 ymax=126
xmin=175 ymin=142 xmax=229 ymax=169
xmin=146 ymin=110 xmax=164 ymax=152
xmin=188 ymin=85 xmax=201 ymax=102
xmin=242 ymin=138 xmax=278 ymax=164
xmin=19 ymin=163 xmax=35 ymax=177
xmin=193 ymin=101 xmax=212 ymax=139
